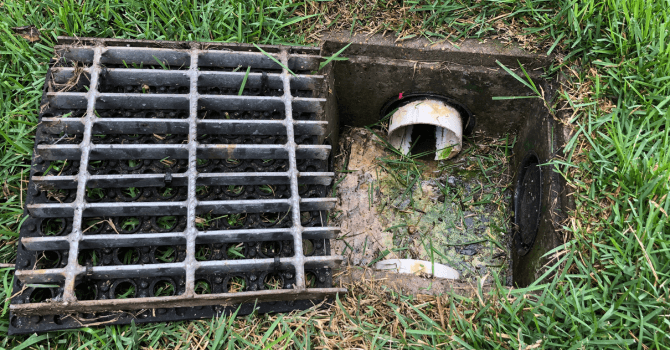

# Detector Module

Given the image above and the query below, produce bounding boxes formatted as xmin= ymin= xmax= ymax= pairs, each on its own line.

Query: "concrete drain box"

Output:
xmin=321 ymin=32 xmax=571 ymax=288
xmin=12 ymin=34 xmax=571 ymax=334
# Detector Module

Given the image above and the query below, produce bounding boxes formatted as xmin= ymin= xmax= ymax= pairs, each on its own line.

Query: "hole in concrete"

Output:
xmin=262 ymin=273 xmax=283 ymax=290
xmin=305 ymin=272 xmax=317 ymax=288
xmin=153 ymin=246 xmax=177 ymax=263
xmin=85 ymin=187 xmax=106 ymax=202
xmin=82 ymin=218 xmax=104 ymax=234
xmin=35 ymin=251 xmax=61 ymax=269
xmin=40 ymin=218 xmax=66 ymax=236
xmin=155 ymin=216 xmax=178 ymax=231
xmin=225 ymin=242 xmax=245 ymax=259
xmin=152 ymin=279 xmax=176 ymax=297
xmin=74 ymin=282 xmax=97 ymax=300
xmin=78 ymin=249 xmax=100 ymax=266
xmin=117 ymin=217 xmax=141 ymax=233
xmin=29 ymin=288 xmax=54 ymax=303
xmin=195 ymin=244 xmax=212 ymax=261
xmin=157 ymin=186 xmax=178 ymax=199
xmin=259 ymin=241 xmax=281 ymax=258
xmin=195 ymin=279 xmax=211 ymax=294
xmin=113 ymin=280 xmax=136 ymax=299
xmin=120 ymin=187 xmax=142 ymax=201
xmin=332 ymin=127 xmax=514 ymax=283
xmin=227 ymin=276 xmax=246 ymax=293
xmin=116 ymin=247 xmax=140 ymax=265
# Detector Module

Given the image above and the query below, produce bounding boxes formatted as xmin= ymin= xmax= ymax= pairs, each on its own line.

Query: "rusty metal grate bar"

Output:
xmin=10 ymin=38 xmax=343 ymax=334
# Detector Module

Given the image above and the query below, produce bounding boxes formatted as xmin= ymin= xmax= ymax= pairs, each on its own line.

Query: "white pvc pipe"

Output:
xmin=387 ymin=100 xmax=463 ymax=160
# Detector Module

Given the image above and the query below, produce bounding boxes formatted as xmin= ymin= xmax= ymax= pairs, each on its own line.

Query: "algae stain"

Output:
xmin=375 ymin=161 xmax=510 ymax=281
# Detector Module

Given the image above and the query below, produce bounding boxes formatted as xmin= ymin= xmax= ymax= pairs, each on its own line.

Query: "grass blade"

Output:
xmin=253 ymin=43 xmax=295 ymax=76
xmin=319 ymin=42 xmax=352 ymax=70
xmin=238 ymin=66 xmax=251 ymax=95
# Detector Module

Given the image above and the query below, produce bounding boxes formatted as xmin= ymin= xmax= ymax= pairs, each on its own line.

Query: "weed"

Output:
xmin=258 ymin=185 xmax=274 ymax=195
xmin=114 ymin=282 xmax=135 ymax=299
xmin=227 ymin=185 xmax=244 ymax=195
xmin=44 ymin=160 xmax=68 ymax=175
xmin=156 ymin=216 xmax=177 ymax=230
xmin=158 ymin=187 xmax=176 ymax=198
xmin=151 ymin=55 xmax=169 ymax=70
xmin=263 ymin=274 xmax=282 ymax=290
xmin=226 ymin=243 xmax=245 ymax=259
xmin=122 ymin=187 xmax=140 ymax=198
xmin=153 ymin=281 xmax=174 ymax=297
xmin=225 ymin=213 xmax=245 ymax=227
xmin=195 ymin=244 xmax=211 ymax=261
xmin=88 ymin=160 xmax=103 ymax=170
xmin=120 ymin=217 xmax=140 ymax=232
xmin=305 ymin=272 xmax=317 ymax=288
xmin=41 ymin=218 xmax=64 ymax=236
xmin=118 ymin=247 xmax=139 ymax=265
xmin=194 ymin=280 xmax=211 ymax=294
xmin=227 ymin=276 xmax=246 ymax=293
xmin=86 ymin=187 xmax=105 ymax=200
xmin=154 ymin=246 xmax=176 ymax=263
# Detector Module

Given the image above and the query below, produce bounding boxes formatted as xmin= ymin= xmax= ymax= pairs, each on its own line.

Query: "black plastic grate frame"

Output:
xmin=10 ymin=37 xmax=344 ymax=334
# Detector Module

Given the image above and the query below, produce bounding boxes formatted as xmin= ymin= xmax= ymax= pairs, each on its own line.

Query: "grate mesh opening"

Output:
xmin=11 ymin=38 xmax=343 ymax=334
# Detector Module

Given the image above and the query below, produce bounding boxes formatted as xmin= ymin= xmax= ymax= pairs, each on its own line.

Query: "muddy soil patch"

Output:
xmin=332 ymin=127 xmax=513 ymax=284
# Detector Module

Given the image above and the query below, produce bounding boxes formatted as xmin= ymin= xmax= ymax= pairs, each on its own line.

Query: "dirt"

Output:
xmin=334 ymin=267 xmax=485 ymax=297
xmin=332 ymin=127 xmax=512 ymax=284
xmin=332 ymin=128 xmax=391 ymax=266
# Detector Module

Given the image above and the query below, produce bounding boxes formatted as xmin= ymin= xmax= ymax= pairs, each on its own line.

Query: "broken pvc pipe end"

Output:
xmin=375 ymin=259 xmax=460 ymax=280
xmin=388 ymin=99 xmax=463 ymax=160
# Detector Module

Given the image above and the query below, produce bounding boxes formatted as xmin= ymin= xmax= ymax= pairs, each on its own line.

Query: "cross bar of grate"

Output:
xmin=11 ymin=40 xmax=344 ymax=325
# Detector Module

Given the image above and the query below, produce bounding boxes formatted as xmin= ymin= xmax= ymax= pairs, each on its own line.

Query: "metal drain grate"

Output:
xmin=10 ymin=37 xmax=344 ymax=334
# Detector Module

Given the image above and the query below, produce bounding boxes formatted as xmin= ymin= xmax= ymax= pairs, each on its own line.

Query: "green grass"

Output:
xmin=1 ymin=0 xmax=669 ymax=348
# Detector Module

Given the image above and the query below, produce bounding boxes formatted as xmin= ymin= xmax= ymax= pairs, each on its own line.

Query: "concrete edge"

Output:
xmin=321 ymin=31 xmax=553 ymax=70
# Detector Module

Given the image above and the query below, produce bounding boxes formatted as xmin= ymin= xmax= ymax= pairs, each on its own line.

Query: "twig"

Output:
xmin=634 ymin=232 xmax=659 ymax=286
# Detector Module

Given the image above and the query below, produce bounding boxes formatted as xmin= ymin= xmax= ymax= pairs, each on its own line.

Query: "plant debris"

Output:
xmin=332 ymin=127 xmax=513 ymax=284
xmin=11 ymin=25 xmax=41 ymax=43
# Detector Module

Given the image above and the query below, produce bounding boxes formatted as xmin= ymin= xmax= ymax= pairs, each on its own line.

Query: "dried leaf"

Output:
xmin=11 ymin=25 xmax=41 ymax=43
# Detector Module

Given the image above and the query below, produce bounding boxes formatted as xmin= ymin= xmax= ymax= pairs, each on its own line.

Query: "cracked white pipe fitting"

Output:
xmin=387 ymin=99 xmax=463 ymax=160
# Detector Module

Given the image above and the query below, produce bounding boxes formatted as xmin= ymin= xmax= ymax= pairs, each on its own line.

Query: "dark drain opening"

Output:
xmin=35 ymin=251 xmax=61 ymax=269
xmin=112 ymin=280 xmax=137 ymax=299
xmin=227 ymin=276 xmax=247 ymax=293
xmin=514 ymin=152 xmax=542 ymax=256
xmin=409 ymin=124 xmax=438 ymax=158
xmin=74 ymin=282 xmax=97 ymax=301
